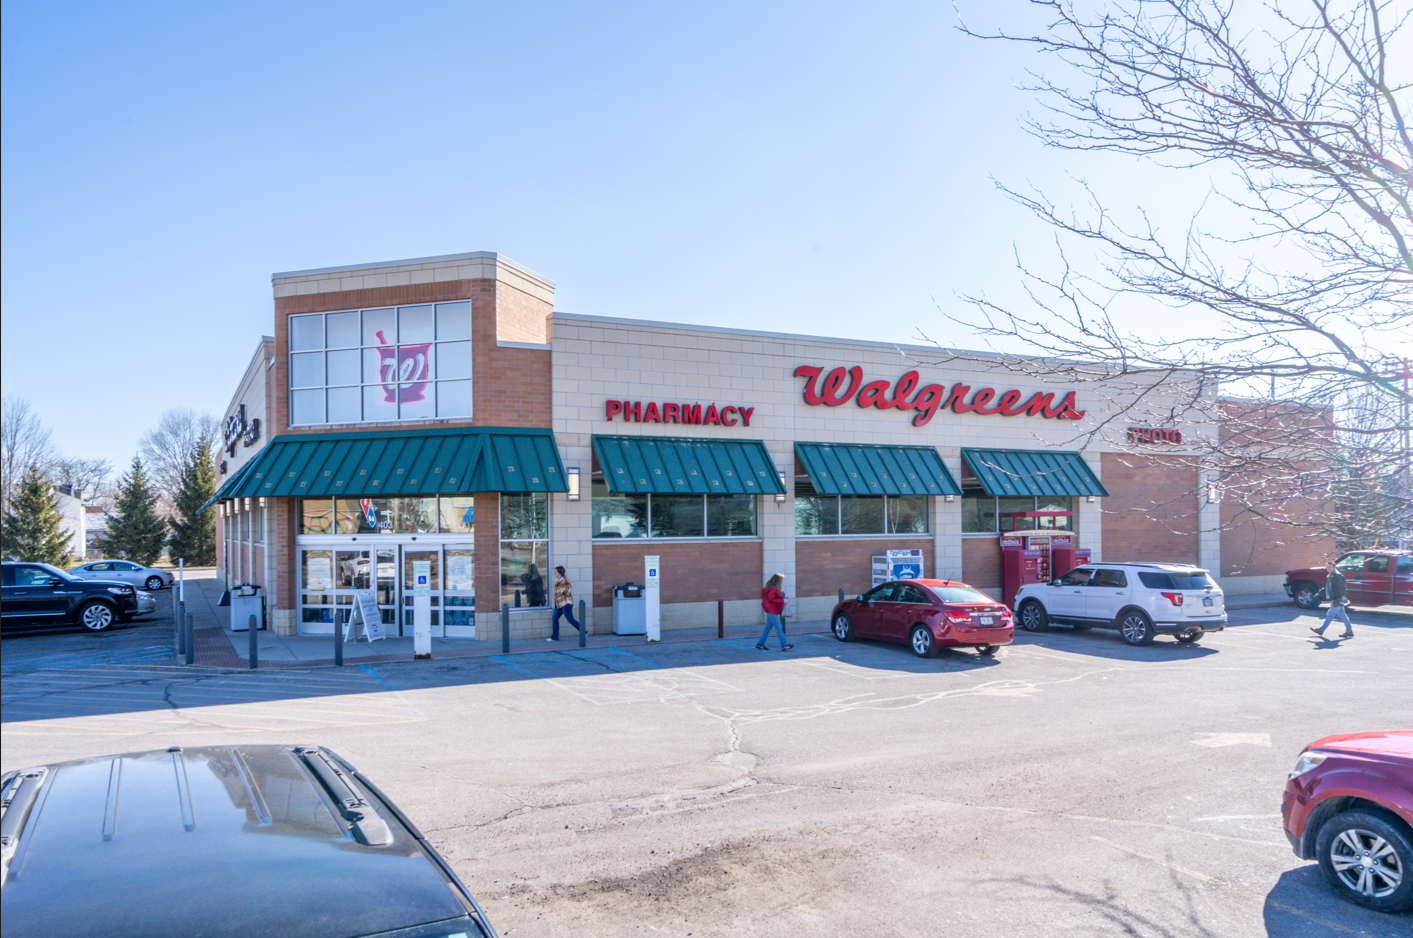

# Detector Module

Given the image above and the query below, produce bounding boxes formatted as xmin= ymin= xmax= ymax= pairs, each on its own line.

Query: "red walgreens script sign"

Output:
xmin=793 ymin=365 xmax=1085 ymax=427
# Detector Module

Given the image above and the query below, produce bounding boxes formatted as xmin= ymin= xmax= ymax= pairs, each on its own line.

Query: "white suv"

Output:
xmin=1013 ymin=563 xmax=1227 ymax=645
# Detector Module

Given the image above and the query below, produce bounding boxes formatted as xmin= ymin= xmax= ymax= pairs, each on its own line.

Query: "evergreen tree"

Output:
xmin=96 ymin=457 xmax=167 ymax=565
xmin=1 ymin=464 xmax=74 ymax=565
xmin=167 ymin=435 xmax=216 ymax=565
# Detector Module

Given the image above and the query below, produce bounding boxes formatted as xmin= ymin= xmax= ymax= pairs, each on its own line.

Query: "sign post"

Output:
xmin=644 ymin=555 xmax=661 ymax=642
xmin=412 ymin=559 xmax=432 ymax=659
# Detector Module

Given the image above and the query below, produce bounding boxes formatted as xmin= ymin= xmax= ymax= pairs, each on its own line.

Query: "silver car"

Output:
xmin=69 ymin=560 xmax=174 ymax=592
xmin=133 ymin=590 xmax=158 ymax=617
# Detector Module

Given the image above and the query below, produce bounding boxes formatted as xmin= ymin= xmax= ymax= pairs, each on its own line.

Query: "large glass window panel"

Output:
xmin=398 ymin=305 xmax=435 ymax=343
xmin=961 ymin=492 xmax=996 ymax=533
xmin=501 ymin=493 xmax=548 ymax=539
xmin=252 ymin=504 xmax=264 ymax=543
xmin=336 ymin=550 xmax=371 ymax=589
xmin=439 ymin=496 xmax=475 ymax=534
xmin=363 ymin=385 xmax=397 ymax=422
xmin=998 ymin=497 xmax=1036 ymax=532
xmin=399 ymin=384 xmax=435 ymax=420
xmin=591 ymin=480 xmax=646 ymax=538
xmin=397 ymin=497 xmax=439 ymax=533
xmin=651 ymin=495 xmax=705 ymax=537
xmin=437 ymin=341 xmax=473 ymax=378
xmin=840 ymin=496 xmax=885 ymax=534
xmin=444 ymin=547 xmax=475 ymax=627
xmin=501 ymin=541 xmax=549 ymax=608
xmin=708 ymin=494 xmax=757 ymax=537
xmin=437 ymin=380 xmax=473 ymax=417
xmin=327 ymin=387 xmax=360 ymax=423
xmin=326 ymin=311 xmax=359 ymax=348
xmin=887 ymin=495 xmax=929 ymax=534
xmin=327 ymin=349 xmax=360 ymax=386
xmin=291 ymin=389 xmax=325 ymax=425
xmin=362 ymin=308 xmax=395 ymax=346
xmin=290 ymin=352 xmax=324 ymax=388
xmin=436 ymin=301 xmax=472 ymax=340
xmin=795 ymin=495 xmax=839 ymax=535
xmin=290 ymin=315 xmax=323 ymax=351
xmin=302 ymin=549 xmax=334 ymax=592
xmin=1037 ymin=495 xmax=1073 ymax=514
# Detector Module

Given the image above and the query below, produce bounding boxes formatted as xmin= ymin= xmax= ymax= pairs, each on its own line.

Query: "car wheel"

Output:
xmin=1118 ymin=610 xmax=1155 ymax=645
xmin=832 ymin=614 xmax=855 ymax=642
xmin=1175 ymin=629 xmax=1202 ymax=644
xmin=910 ymin=626 xmax=939 ymax=658
xmin=1315 ymin=809 xmax=1413 ymax=913
xmin=1293 ymin=581 xmax=1323 ymax=610
xmin=145 ymin=576 xmax=164 ymax=591
xmin=79 ymin=602 xmax=115 ymax=632
xmin=1018 ymin=600 xmax=1049 ymax=632
xmin=975 ymin=644 xmax=998 ymax=656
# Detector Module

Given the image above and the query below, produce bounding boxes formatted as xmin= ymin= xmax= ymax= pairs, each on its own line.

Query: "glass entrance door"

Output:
xmin=298 ymin=542 xmax=472 ymax=638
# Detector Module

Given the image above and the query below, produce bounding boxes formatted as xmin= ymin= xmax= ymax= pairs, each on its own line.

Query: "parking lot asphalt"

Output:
xmin=3 ymin=602 xmax=1410 ymax=937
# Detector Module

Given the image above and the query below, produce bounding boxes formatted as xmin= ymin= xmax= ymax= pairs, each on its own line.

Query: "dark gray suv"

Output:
xmin=1 ymin=745 xmax=500 ymax=938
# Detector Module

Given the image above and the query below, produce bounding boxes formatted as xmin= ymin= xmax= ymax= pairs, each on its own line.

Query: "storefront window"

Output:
xmin=795 ymin=474 xmax=928 ymax=536
xmin=591 ymin=473 xmax=757 ymax=539
xmin=708 ymin=494 xmax=756 ymax=537
xmin=301 ymin=499 xmax=336 ymax=534
xmin=591 ymin=480 xmax=647 ymax=537
xmin=961 ymin=490 xmax=1074 ymax=533
xmin=501 ymin=493 xmax=550 ymax=610
xmin=439 ymin=496 xmax=475 ymax=534
xmin=287 ymin=302 xmax=473 ymax=425
xmin=650 ymin=494 xmax=705 ymax=537
xmin=338 ymin=497 xmax=438 ymax=534
xmin=500 ymin=493 xmax=548 ymax=539
xmin=252 ymin=501 xmax=265 ymax=543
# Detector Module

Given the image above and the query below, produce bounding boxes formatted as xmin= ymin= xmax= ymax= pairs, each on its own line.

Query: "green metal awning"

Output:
xmin=795 ymin=443 xmax=961 ymax=496
xmin=199 ymin=457 xmax=260 ymax=512
xmin=960 ymin=448 xmax=1109 ymax=498
xmin=202 ymin=427 xmax=565 ymax=508
xmin=593 ymin=436 xmax=785 ymax=495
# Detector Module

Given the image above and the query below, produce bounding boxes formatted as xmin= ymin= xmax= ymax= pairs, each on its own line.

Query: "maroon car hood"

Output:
xmin=1308 ymin=730 xmax=1413 ymax=761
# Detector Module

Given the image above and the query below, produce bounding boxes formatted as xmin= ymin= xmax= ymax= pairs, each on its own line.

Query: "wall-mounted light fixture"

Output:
xmin=944 ymin=494 xmax=955 ymax=503
xmin=566 ymin=466 xmax=581 ymax=501
xmin=1087 ymin=495 xmax=1097 ymax=503
xmin=775 ymin=471 xmax=787 ymax=503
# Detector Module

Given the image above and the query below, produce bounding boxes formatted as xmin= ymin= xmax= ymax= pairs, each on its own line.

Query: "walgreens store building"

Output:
xmin=212 ymin=251 xmax=1310 ymax=639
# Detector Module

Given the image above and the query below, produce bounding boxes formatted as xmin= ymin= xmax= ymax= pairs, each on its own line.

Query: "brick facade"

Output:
xmin=1099 ymin=453 xmax=1200 ymax=564
xmin=591 ymin=540 xmax=764 ymax=608
xmin=796 ymin=537 xmax=935 ymax=598
xmin=962 ymin=537 xmax=1001 ymax=589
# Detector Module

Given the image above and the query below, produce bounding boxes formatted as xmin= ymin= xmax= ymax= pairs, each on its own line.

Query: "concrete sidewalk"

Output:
xmin=181 ymin=575 xmax=818 ymax=669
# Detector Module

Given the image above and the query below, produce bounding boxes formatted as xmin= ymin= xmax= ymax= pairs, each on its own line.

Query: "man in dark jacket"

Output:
xmin=1311 ymin=561 xmax=1355 ymax=638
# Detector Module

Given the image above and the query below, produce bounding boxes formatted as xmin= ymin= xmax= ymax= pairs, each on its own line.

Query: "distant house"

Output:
xmin=53 ymin=486 xmax=86 ymax=564
xmin=84 ymin=505 xmax=108 ymax=560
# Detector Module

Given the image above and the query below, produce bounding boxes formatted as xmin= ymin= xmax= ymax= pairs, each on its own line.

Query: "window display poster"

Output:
xmin=447 ymin=554 xmax=474 ymax=591
xmin=307 ymin=556 xmax=333 ymax=591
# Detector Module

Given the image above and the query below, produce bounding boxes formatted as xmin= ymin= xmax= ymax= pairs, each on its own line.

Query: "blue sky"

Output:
xmin=0 ymin=1 xmax=1261 ymax=470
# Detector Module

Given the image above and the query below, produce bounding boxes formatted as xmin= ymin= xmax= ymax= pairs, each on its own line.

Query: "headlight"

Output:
xmin=106 ymin=586 xmax=133 ymax=595
xmin=1290 ymin=751 xmax=1327 ymax=778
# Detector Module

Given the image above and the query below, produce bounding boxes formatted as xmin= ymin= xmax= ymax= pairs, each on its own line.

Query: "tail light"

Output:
xmin=944 ymin=613 xmax=972 ymax=625
xmin=1160 ymin=592 xmax=1184 ymax=607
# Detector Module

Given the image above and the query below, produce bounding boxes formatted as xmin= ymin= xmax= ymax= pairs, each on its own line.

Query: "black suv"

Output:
xmin=1 ymin=561 xmax=139 ymax=631
xmin=1 ymin=745 xmax=501 ymax=938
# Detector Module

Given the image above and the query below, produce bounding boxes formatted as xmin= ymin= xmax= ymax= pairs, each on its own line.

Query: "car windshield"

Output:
xmin=930 ymin=585 xmax=995 ymax=604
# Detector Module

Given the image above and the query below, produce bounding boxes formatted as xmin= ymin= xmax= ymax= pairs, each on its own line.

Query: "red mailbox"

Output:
xmin=1000 ymin=535 xmax=1044 ymax=609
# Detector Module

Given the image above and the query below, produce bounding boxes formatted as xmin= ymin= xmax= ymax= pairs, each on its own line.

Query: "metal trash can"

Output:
xmin=612 ymin=582 xmax=646 ymax=635
xmin=230 ymin=584 xmax=263 ymax=631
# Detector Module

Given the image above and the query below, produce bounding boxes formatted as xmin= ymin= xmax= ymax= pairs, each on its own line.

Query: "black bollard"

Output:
xmin=335 ymin=613 xmax=344 ymax=667
xmin=185 ymin=613 xmax=195 ymax=666
xmin=247 ymin=614 xmax=257 ymax=670
xmin=838 ymin=588 xmax=845 ymax=604
xmin=501 ymin=603 xmax=510 ymax=654
xmin=579 ymin=599 xmax=587 ymax=648
xmin=718 ymin=599 xmax=724 ymax=639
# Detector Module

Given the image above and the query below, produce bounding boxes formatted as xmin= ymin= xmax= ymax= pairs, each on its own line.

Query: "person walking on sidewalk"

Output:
xmin=1311 ymin=561 xmax=1355 ymax=639
xmin=548 ymin=566 xmax=583 ymax=642
xmin=758 ymin=573 xmax=792 ymax=652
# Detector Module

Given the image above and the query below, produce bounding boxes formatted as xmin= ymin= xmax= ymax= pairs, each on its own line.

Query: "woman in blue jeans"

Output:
xmin=757 ymin=573 xmax=792 ymax=651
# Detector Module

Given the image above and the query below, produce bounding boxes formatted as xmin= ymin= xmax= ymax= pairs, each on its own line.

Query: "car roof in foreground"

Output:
xmin=1306 ymin=730 xmax=1413 ymax=761
xmin=1 ymin=745 xmax=473 ymax=938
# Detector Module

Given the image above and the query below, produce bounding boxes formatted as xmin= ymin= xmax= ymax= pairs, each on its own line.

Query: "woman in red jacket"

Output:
xmin=758 ymin=573 xmax=792 ymax=652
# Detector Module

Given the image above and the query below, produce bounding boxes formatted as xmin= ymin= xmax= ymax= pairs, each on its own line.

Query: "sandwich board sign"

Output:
xmin=347 ymin=589 xmax=385 ymax=642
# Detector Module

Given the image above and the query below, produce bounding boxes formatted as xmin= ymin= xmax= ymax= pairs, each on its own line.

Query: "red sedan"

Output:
xmin=1282 ymin=729 xmax=1413 ymax=913
xmin=830 ymin=579 xmax=1013 ymax=657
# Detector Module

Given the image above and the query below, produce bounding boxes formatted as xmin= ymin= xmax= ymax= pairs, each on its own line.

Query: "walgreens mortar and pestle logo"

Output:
xmin=375 ymin=330 xmax=431 ymax=403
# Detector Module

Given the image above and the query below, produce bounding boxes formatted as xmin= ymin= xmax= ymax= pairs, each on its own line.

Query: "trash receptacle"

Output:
xmin=230 ymin=584 xmax=263 ymax=631
xmin=612 ymin=582 xmax=646 ymax=635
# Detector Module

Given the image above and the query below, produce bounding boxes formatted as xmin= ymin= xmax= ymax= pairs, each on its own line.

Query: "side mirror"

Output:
xmin=857 ymin=595 xmax=866 ymax=602
xmin=46 ymin=576 xmax=64 ymax=587
xmin=1052 ymin=579 xmax=1062 ymax=586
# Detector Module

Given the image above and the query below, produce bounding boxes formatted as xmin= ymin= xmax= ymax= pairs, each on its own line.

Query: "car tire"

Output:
xmin=1293 ymin=581 xmax=1323 ymax=610
xmin=832 ymin=614 xmax=855 ymax=642
xmin=145 ymin=576 xmax=164 ymax=591
xmin=910 ymin=626 xmax=939 ymax=658
xmin=1018 ymin=600 xmax=1049 ymax=632
xmin=78 ymin=602 xmax=116 ymax=632
xmin=975 ymin=644 xmax=998 ymax=656
xmin=1315 ymin=809 xmax=1413 ymax=913
xmin=1118 ymin=610 xmax=1155 ymax=645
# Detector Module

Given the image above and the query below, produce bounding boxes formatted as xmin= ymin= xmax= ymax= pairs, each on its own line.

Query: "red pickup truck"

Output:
xmin=1285 ymin=550 xmax=1413 ymax=609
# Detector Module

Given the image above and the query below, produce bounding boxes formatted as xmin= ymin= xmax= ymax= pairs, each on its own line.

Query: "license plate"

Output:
xmin=1203 ymin=597 xmax=1214 ymax=606
xmin=978 ymin=616 xmax=994 ymax=625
